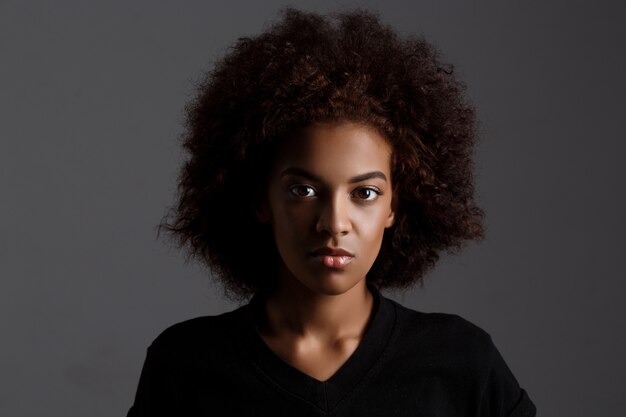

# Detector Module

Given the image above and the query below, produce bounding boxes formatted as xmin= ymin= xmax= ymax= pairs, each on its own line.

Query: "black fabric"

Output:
xmin=127 ymin=286 xmax=536 ymax=416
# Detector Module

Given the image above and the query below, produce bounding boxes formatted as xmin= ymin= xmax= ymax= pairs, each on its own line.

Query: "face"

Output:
xmin=256 ymin=121 xmax=396 ymax=297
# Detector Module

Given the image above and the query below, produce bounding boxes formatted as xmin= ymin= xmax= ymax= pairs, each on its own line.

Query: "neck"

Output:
xmin=257 ymin=274 xmax=375 ymax=342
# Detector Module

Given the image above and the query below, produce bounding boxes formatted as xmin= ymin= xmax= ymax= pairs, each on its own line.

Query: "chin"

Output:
xmin=299 ymin=273 xmax=364 ymax=297
xmin=277 ymin=258 xmax=366 ymax=297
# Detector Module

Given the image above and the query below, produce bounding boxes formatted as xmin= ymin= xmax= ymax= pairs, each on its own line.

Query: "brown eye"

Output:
xmin=289 ymin=185 xmax=316 ymax=198
xmin=353 ymin=187 xmax=381 ymax=201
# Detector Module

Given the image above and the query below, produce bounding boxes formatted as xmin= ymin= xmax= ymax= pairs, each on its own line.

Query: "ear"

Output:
xmin=253 ymin=199 xmax=272 ymax=224
xmin=384 ymin=189 xmax=397 ymax=228
xmin=385 ymin=209 xmax=395 ymax=228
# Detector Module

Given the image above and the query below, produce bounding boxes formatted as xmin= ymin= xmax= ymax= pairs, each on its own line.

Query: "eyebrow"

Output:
xmin=279 ymin=167 xmax=388 ymax=183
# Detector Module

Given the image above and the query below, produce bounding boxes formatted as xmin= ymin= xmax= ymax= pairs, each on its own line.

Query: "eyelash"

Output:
xmin=288 ymin=185 xmax=382 ymax=201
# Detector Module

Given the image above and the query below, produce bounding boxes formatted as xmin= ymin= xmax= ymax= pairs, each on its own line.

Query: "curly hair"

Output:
xmin=159 ymin=7 xmax=485 ymax=302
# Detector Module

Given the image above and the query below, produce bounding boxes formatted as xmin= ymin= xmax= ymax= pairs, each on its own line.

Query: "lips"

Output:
xmin=309 ymin=247 xmax=355 ymax=269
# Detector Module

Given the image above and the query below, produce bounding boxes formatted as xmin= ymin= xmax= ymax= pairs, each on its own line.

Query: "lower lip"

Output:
xmin=313 ymin=255 xmax=354 ymax=269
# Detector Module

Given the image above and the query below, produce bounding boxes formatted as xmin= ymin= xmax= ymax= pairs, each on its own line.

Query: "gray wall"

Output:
xmin=2 ymin=1 xmax=624 ymax=416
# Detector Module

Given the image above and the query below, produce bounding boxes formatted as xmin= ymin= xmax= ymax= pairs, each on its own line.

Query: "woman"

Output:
xmin=127 ymin=7 xmax=536 ymax=416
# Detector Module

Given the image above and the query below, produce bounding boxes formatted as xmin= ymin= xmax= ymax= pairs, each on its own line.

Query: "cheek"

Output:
xmin=365 ymin=196 xmax=394 ymax=227
xmin=271 ymin=203 xmax=315 ymax=240
xmin=355 ymin=208 xmax=391 ymax=240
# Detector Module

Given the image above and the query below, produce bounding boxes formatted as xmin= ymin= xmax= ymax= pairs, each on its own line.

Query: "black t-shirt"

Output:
xmin=127 ymin=286 xmax=536 ymax=416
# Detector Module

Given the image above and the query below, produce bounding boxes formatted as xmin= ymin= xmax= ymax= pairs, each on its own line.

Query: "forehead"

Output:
xmin=270 ymin=122 xmax=392 ymax=179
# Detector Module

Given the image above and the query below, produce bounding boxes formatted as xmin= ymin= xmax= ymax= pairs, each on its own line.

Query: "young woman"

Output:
xmin=127 ymin=8 xmax=536 ymax=416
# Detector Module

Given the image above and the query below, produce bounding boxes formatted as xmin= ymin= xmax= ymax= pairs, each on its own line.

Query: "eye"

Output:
xmin=352 ymin=187 xmax=381 ymax=201
xmin=289 ymin=185 xmax=316 ymax=198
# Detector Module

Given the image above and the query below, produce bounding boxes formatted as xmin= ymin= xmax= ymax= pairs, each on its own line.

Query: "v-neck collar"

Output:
xmin=232 ymin=284 xmax=397 ymax=413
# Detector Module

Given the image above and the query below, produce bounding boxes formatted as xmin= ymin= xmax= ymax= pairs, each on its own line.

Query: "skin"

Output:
xmin=254 ymin=121 xmax=396 ymax=382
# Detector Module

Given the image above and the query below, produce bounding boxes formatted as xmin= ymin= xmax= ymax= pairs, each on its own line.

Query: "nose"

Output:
xmin=315 ymin=193 xmax=352 ymax=236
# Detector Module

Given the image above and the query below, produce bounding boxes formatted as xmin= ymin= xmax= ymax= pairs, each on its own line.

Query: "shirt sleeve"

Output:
xmin=479 ymin=336 xmax=537 ymax=417
xmin=126 ymin=343 xmax=183 ymax=417
xmin=127 ymin=345 xmax=157 ymax=417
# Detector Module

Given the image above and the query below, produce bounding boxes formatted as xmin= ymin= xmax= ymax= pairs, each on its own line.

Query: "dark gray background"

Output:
xmin=1 ymin=0 xmax=624 ymax=416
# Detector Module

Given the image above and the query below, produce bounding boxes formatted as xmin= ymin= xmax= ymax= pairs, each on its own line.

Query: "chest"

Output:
xmin=258 ymin=331 xmax=361 ymax=382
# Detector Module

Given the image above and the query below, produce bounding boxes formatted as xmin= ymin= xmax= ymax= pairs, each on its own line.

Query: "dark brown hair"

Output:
xmin=159 ymin=7 xmax=485 ymax=302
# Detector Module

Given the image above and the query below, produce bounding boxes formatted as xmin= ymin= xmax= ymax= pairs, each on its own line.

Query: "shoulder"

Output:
xmin=383 ymin=297 xmax=536 ymax=415
xmin=390 ymin=297 xmax=492 ymax=345
xmin=386 ymin=297 xmax=497 ymax=370
xmin=146 ymin=303 xmax=248 ymax=357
